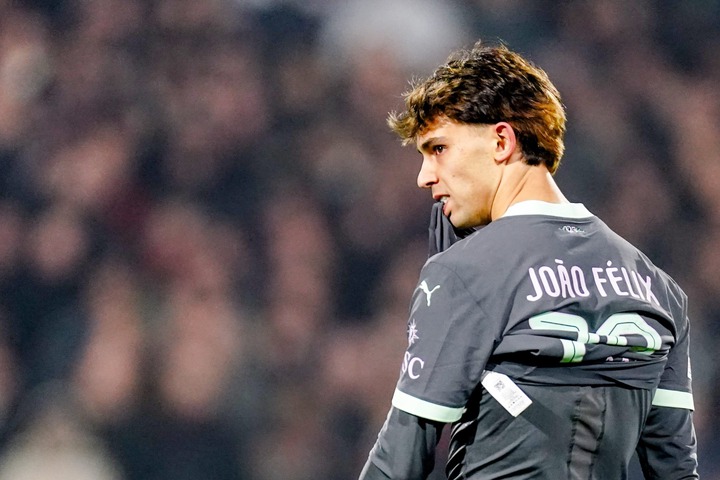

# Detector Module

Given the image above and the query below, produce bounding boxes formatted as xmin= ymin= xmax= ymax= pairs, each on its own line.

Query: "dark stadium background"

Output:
xmin=0 ymin=0 xmax=717 ymax=478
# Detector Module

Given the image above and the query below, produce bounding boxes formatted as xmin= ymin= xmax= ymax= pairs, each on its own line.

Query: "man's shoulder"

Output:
xmin=422 ymin=223 xmax=519 ymax=278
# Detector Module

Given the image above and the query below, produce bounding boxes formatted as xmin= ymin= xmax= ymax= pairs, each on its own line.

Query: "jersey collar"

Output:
xmin=501 ymin=200 xmax=593 ymax=219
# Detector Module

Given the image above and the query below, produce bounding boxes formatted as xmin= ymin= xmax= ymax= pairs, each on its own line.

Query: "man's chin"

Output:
xmin=450 ymin=214 xmax=486 ymax=231
xmin=447 ymin=213 xmax=466 ymax=229
xmin=448 ymin=220 xmax=478 ymax=238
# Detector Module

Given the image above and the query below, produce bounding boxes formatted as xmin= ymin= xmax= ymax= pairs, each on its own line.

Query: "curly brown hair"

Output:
xmin=388 ymin=41 xmax=566 ymax=173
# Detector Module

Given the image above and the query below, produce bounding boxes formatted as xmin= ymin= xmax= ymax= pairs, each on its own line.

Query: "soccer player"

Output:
xmin=359 ymin=41 xmax=698 ymax=479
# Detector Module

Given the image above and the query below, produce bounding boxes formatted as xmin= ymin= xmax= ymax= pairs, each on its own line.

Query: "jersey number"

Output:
xmin=528 ymin=311 xmax=662 ymax=363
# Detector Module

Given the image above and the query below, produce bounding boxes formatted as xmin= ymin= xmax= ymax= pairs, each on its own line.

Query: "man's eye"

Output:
xmin=433 ymin=145 xmax=446 ymax=154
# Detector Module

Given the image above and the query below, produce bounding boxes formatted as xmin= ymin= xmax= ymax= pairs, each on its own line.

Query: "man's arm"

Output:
xmin=359 ymin=202 xmax=479 ymax=480
xmin=359 ymin=407 xmax=443 ymax=480
xmin=636 ymin=405 xmax=698 ymax=479
xmin=636 ymin=303 xmax=698 ymax=479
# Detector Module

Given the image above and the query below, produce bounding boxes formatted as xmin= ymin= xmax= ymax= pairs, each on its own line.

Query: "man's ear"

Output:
xmin=493 ymin=122 xmax=517 ymax=164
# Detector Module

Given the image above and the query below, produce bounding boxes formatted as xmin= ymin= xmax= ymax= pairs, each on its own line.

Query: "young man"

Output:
xmin=359 ymin=42 xmax=698 ymax=479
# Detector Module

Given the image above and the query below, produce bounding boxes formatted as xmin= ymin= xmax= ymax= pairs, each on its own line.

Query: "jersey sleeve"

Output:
xmin=358 ymin=407 xmax=442 ymax=480
xmin=391 ymin=260 xmax=499 ymax=423
xmin=636 ymin=301 xmax=699 ymax=479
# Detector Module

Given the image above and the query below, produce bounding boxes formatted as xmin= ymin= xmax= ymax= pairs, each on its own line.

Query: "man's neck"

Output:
xmin=491 ymin=162 xmax=567 ymax=221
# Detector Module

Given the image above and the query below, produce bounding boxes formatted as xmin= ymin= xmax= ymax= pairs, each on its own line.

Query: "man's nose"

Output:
xmin=417 ymin=158 xmax=437 ymax=189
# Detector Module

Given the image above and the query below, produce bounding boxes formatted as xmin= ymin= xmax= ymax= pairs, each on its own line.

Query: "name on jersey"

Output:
xmin=526 ymin=259 xmax=660 ymax=306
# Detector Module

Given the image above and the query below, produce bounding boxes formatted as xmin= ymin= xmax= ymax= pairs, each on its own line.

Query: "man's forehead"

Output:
xmin=415 ymin=118 xmax=498 ymax=147
xmin=415 ymin=116 xmax=454 ymax=145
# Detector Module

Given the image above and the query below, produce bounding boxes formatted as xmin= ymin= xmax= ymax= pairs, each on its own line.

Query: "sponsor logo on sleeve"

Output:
xmin=407 ymin=319 xmax=419 ymax=346
xmin=402 ymin=352 xmax=425 ymax=379
xmin=417 ymin=280 xmax=441 ymax=306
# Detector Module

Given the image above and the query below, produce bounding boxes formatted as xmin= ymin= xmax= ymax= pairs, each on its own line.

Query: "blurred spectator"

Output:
xmin=0 ymin=7 xmax=51 ymax=150
xmin=3 ymin=205 xmax=92 ymax=400
xmin=71 ymin=259 xmax=144 ymax=425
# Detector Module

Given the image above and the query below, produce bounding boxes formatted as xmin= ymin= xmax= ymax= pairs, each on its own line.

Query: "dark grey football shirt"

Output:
xmin=360 ymin=201 xmax=697 ymax=480
xmin=392 ymin=201 xmax=692 ymax=422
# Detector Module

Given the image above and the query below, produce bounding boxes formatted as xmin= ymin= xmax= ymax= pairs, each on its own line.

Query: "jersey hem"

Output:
xmin=391 ymin=388 xmax=464 ymax=423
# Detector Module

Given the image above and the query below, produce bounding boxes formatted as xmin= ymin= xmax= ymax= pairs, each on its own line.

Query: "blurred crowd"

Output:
xmin=0 ymin=0 xmax=718 ymax=478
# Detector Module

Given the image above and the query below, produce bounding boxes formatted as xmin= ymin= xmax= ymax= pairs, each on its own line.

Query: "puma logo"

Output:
xmin=418 ymin=280 xmax=441 ymax=306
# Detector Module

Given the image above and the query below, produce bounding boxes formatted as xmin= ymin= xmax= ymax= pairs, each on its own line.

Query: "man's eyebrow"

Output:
xmin=417 ymin=136 xmax=445 ymax=153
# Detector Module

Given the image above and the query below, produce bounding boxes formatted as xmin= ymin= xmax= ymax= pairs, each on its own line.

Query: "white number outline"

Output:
xmin=528 ymin=311 xmax=662 ymax=363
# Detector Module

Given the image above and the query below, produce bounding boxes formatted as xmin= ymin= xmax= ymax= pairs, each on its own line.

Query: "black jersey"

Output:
xmin=360 ymin=201 xmax=697 ymax=480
